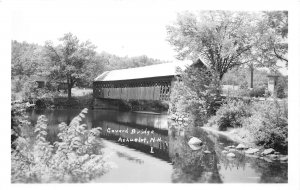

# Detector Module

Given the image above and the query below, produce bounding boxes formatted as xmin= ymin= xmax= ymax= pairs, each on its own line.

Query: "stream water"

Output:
xmin=28 ymin=109 xmax=288 ymax=183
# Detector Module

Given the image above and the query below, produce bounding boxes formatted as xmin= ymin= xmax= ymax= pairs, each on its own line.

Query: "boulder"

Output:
xmin=246 ymin=154 xmax=259 ymax=158
xmin=245 ymin=148 xmax=259 ymax=154
xmin=204 ymin=150 xmax=211 ymax=154
xmin=280 ymin=156 xmax=288 ymax=161
xmin=261 ymin=148 xmax=275 ymax=155
xmin=171 ymin=114 xmax=177 ymax=120
xmin=183 ymin=117 xmax=189 ymax=122
xmin=236 ymin=143 xmax=248 ymax=150
xmin=229 ymin=149 xmax=236 ymax=152
xmin=226 ymin=153 xmax=236 ymax=158
xmin=188 ymin=144 xmax=202 ymax=151
xmin=188 ymin=137 xmax=202 ymax=145
xmin=177 ymin=117 xmax=183 ymax=121
xmin=222 ymin=150 xmax=228 ymax=154
xmin=269 ymin=154 xmax=279 ymax=160
xmin=263 ymin=157 xmax=273 ymax=163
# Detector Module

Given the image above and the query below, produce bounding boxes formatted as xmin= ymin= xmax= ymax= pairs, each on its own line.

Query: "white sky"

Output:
xmin=10 ymin=0 xmax=190 ymax=61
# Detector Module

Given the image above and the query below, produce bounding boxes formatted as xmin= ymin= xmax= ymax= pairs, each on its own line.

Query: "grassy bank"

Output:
xmin=205 ymin=98 xmax=288 ymax=154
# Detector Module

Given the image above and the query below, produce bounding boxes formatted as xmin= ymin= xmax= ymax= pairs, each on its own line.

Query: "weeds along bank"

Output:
xmin=11 ymin=102 xmax=112 ymax=183
xmin=207 ymin=99 xmax=288 ymax=153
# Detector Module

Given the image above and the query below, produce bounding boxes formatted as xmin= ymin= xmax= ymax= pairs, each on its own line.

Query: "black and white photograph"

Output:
xmin=1 ymin=0 xmax=300 ymax=187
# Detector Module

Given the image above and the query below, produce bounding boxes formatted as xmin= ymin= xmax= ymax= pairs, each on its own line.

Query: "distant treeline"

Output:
xmin=11 ymin=40 xmax=165 ymax=100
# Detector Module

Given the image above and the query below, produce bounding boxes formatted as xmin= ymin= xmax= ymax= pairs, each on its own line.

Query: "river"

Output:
xmin=27 ymin=108 xmax=288 ymax=183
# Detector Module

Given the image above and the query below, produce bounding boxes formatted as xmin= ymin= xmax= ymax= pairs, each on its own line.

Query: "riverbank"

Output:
xmin=201 ymin=125 xmax=257 ymax=148
xmin=200 ymin=124 xmax=288 ymax=163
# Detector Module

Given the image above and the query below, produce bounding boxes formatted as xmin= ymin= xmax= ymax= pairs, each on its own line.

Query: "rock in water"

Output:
xmin=226 ymin=153 xmax=236 ymax=158
xmin=269 ymin=154 xmax=279 ymax=159
xmin=188 ymin=137 xmax=202 ymax=145
xmin=188 ymin=144 xmax=202 ymax=151
xmin=261 ymin=148 xmax=275 ymax=155
xmin=222 ymin=150 xmax=228 ymax=154
xmin=236 ymin=144 xmax=248 ymax=150
xmin=263 ymin=157 xmax=273 ymax=163
xmin=245 ymin=148 xmax=259 ymax=154
xmin=204 ymin=150 xmax=211 ymax=154
xmin=280 ymin=156 xmax=288 ymax=161
xmin=227 ymin=145 xmax=235 ymax=148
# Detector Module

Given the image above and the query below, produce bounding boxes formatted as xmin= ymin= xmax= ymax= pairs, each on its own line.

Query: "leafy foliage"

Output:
xmin=242 ymin=100 xmax=288 ymax=152
xmin=11 ymin=108 xmax=111 ymax=183
xmin=169 ymin=63 xmax=221 ymax=125
xmin=11 ymin=40 xmax=44 ymax=78
xmin=43 ymin=33 xmax=99 ymax=100
xmin=209 ymin=98 xmax=288 ymax=152
xmin=213 ymin=99 xmax=252 ymax=131
xmin=101 ymin=52 xmax=164 ymax=71
xmin=255 ymin=11 xmax=288 ymax=66
xmin=222 ymin=66 xmax=268 ymax=88
xmin=166 ymin=11 xmax=288 ymax=79
xmin=167 ymin=11 xmax=259 ymax=79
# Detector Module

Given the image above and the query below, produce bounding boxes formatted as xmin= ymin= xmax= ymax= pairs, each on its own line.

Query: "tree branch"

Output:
xmin=274 ymin=47 xmax=288 ymax=63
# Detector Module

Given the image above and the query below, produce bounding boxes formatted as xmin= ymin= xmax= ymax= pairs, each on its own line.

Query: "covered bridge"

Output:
xmin=93 ymin=61 xmax=192 ymax=101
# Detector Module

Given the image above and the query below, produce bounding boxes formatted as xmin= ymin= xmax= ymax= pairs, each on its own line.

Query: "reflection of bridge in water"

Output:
xmin=90 ymin=110 xmax=171 ymax=162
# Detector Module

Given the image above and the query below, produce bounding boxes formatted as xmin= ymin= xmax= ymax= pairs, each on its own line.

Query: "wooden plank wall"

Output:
xmin=99 ymin=85 xmax=170 ymax=101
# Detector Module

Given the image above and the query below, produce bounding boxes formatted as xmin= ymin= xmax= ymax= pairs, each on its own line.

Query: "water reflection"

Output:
xmin=168 ymin=125 xmax=222 ymax=183
xmin=28 ymin=109 xmax=287 ymax=183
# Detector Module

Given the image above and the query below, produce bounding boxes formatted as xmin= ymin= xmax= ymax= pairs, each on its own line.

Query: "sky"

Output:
xmin=10 ymin=0 xmax=187 ymax=61
xmin=9 ymin=0 xmax=293 ymax=71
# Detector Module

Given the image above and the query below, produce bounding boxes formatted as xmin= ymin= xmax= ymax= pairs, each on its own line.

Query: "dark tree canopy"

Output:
xmin=43 ymin=33 xmax=98 ymax=99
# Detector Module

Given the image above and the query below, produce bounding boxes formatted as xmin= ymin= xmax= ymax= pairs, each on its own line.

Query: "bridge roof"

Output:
xmin=94 ymin=61 xmax=192 ymax=82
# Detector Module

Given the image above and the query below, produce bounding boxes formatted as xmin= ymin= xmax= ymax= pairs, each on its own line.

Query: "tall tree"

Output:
xmin=254 ymin=11 xmax=288 ymax=67
xmin=167 ymin=11 xmax=259 ymax=80
xmin=44 ymin=33 xmax=98 ymax=100
xmin=11 ymin=40 xmax=44 ymax=78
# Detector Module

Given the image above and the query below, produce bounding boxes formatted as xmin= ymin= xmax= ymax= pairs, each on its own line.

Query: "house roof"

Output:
xmin=94 ymin=61 xmax=192 ymax=82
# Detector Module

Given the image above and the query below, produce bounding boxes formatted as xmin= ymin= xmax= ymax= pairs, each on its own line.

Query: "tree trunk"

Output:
xmin=67 ymin=83 xmax=72 ymax=101
xmin=250 ymin=64 xmax=254 ymax=88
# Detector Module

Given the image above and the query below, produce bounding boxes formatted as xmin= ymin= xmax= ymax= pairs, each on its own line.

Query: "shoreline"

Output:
xmin=201 ymin=125 xmax=259 ymax=149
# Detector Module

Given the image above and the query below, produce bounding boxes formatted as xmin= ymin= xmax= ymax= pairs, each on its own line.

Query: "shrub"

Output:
xmin=11 ymin=108 xmax=112 ymax=183
xmin=169 ymin=64 xmax=221 ymax=125
xmin=214 ymin=99 xmax=251 ymax=131
xmin=249 ymin=86 xmax=267 ymax=98
xmin=243 ymin=100 xmax=288 ymax=152
xmin=169 ymin=81 xmax=204 ymax=123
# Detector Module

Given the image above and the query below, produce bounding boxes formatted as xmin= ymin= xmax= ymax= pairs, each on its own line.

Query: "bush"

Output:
xmin=242 ymin=100 xmax=288 ymax=152
xmin=249 ymin=86 xmax=267 ymax=98
xmin=214 ymin=99 xmax=251 ymax=131
xmin=169 ymin=81 xmax=204 ymax=123
xmin=169 ymin=64 xmax=221 ymax=125
xmin=11 ymin=108 xmax=112 ymax=183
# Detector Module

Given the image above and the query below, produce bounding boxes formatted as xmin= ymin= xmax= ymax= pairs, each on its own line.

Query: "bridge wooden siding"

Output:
xmin=93 ymin=62 xmax=191 ymax=101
